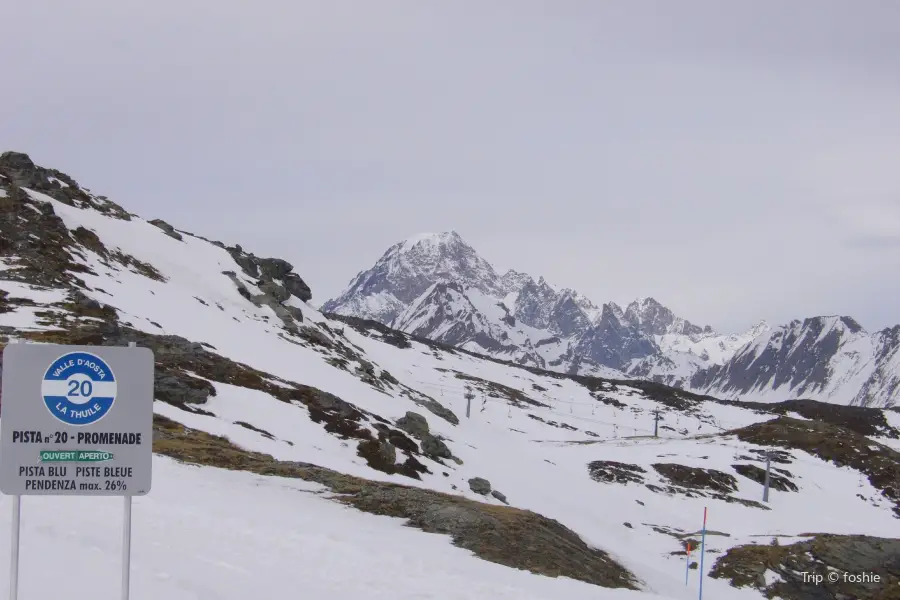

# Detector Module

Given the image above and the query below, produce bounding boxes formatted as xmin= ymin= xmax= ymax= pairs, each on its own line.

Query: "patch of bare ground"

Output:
xmin=710 ymin=534 xmax=900 ymax=600
xmin=587 ymin=461 xmax=646 ymax=485
xmin=648 ymin=463 xmax=770 ymax=510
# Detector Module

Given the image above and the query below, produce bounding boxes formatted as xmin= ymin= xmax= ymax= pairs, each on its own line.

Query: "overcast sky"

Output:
xmin=3 ymin=1 xmax=900 ymax=333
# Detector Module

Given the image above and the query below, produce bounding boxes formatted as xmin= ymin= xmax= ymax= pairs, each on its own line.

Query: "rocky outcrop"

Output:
xmin=148 ymin=219 xmax=183 ymax=241
xmin=732 ymin=463 xmax=798 ymax=492
xmin=222 ymin=271 xmax=303 ymax=333
xmin=709 ymin=534 xmax=900 ymax=600
xmin=588 ymin=461 xmax=647 ymax=485
xmin=225 ymin=245 xmax=312 ymax=302
xmin=0 ymin=160 xmax=163 ymax=289
xmin=0 ymin=151 xmax=132 ymax=220
xmin=468 ymin=477 xmax=492 ymax=495
xmin=652 ymin=463 xmax=738 ymax=494
xmin=396 ymin=411 xmax=429 ymax=438
xmin=395 ymin=411 xmax=454 ymax=460
xmin=490 ymin=490 xmax=508 ymax=504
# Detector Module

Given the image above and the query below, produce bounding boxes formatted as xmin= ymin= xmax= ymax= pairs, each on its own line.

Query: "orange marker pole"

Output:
xmin=685 ymin=541 xmax=691 ymax=584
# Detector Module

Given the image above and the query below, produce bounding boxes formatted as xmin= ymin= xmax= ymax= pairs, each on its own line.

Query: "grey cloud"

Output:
xmin=2 ymin=0 xmax=899 ymax=333
xmin=846 ymin=236 xmax=900 ymax=249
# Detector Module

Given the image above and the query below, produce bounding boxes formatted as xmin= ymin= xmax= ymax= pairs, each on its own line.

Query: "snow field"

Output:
xmin=0 ymin=457 xmax=671 ymax=600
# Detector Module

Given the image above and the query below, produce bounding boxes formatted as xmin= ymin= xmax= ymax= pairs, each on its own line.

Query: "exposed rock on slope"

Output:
xmin=709 ymin=534 xmax=900 ymax=600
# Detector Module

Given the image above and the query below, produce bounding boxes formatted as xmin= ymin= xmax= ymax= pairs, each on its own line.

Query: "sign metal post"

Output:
xmin=7 ymin=340 xmax=20 ymax=600
xmin=1 ymin=341 xmax=153 ymax=599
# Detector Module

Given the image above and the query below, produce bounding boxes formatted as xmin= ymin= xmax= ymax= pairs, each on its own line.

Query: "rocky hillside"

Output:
xmin=324 ymin=231 xmax=899 ymax=408
xmin=2 ymin=151 xmax=900 ymax=600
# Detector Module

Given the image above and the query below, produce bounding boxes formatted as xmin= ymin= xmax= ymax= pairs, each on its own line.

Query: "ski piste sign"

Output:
xmin=41 ymin=351 xmax=118 ymax=426
xmin=0 ymin=342 xmax=154 ymax=496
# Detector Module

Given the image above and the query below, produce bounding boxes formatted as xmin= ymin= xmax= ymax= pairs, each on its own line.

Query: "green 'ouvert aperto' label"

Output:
xmin=39 ymin=450 xmax=115 ymax=462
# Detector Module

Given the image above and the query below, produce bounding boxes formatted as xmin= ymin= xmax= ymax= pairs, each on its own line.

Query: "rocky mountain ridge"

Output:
xmin=325 ymin=231 xmax=899 ymax=408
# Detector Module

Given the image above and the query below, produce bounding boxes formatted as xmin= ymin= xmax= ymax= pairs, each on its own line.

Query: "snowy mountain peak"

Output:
xmin=603 ymin=301 xmax=626 ymax=322
xmin=399 ymin=230 xmax=464 ymax=252
xmin=498 ymin=269 xmax=534 ymax=294
xmin=536 ymin=275 xmax=555 ymax=290
xmin=322 ymin=230 xmax=500 ymax=324
xmin=746 ymin=319 xmax=771 ymax=338
xmin=623 ymin=296 xmax=708 ymax=337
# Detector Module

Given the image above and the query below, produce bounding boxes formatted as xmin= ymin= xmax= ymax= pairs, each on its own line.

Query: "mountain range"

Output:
xmin=323 ymin=231 xmax=900 ymax=408
xmin=2 ymin=151 xmax=899 ymax=600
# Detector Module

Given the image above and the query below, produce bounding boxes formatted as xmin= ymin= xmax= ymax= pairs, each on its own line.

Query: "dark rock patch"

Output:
xmin=0 ymin=151 xmax=132 ymax=220
xmin=746 ymin=447 xmax=795 ymax=464
xmin=719 ymin=398 xmax=899 ymax=439
xmin=454 ymin=371 xmax=548 ymax=408
xmin=225 ymin=246 xmax=312 ymax=302
xmin=645 ymin=463 xmax=768 ymax=508
xmin=281 ymin=273 xmax=312 ymax=303
xmin=652 ymin=463 xmax=738 ymax=494
xmin=396 ymin=386 xmax=459 ymax=426
xmin=397 ymin=411 xmax=428 ymax=439
xmin=469 ymin=477 xmax=492 ymax=495
xmin=234 ymin=421 xmax=275 ymax=440
xmin=148 ymin=219 xmax=183 ymax=241
xmin=588 ymin=461 xmax=647 ymax=485
xmin=326 ymin=314 xmax=414 ymax=350
xmin=733 ymin=463 xmax=798 ymax=492
xmin=527 ymin=413 xmax=579 ymax=431
xmin=420 ymin=434 xmax=451 ymax=460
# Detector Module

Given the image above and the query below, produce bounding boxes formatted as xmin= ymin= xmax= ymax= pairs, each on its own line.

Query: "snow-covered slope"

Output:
xmin=2 ymin=151 xmax=899 ymax=600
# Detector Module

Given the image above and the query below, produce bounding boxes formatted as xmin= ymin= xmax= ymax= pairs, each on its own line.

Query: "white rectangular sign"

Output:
xmin=0 ymin=343 xmax=154 ymax=496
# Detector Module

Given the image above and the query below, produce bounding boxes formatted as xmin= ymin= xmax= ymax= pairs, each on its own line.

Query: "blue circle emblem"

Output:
xmin=41 ymin=351 xmax=117 ymax=426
